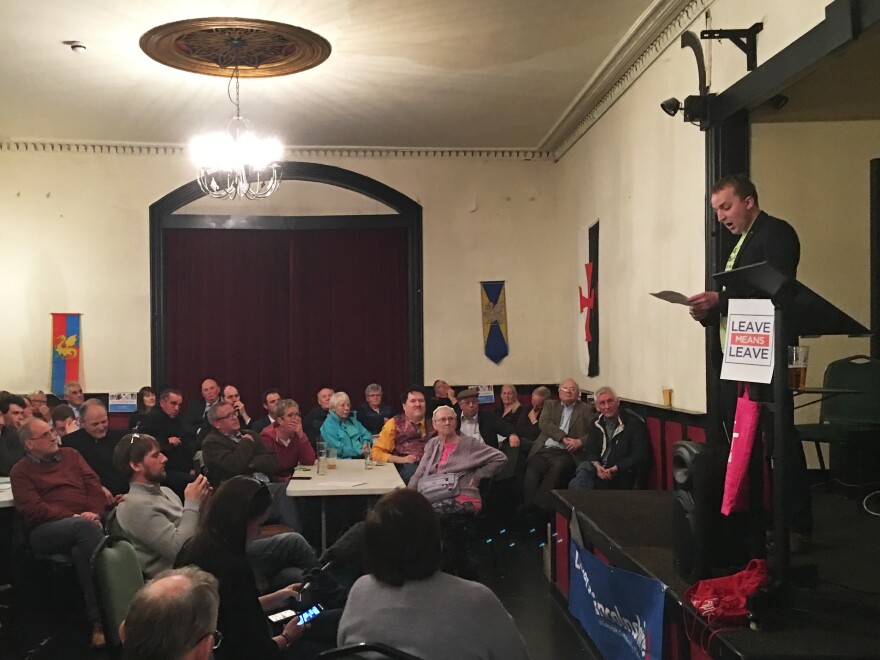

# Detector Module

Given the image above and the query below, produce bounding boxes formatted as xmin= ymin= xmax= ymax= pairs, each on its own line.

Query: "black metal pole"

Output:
xmin=772 ymin=303 xmax=790 ymax=592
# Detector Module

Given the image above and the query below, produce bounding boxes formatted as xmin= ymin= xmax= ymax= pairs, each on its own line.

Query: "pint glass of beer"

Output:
xmin=787 ymin=346 xmax=809 ymax=389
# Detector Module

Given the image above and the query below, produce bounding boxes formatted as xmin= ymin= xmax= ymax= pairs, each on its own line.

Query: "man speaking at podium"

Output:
xmin=687 ymin=174 xmax=812 ymax=552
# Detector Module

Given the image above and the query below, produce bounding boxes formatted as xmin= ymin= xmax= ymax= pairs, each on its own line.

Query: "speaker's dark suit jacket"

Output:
xmin=709 ymin=210 xmax=799 ymax=322
xmin=528 ymin=399 xmax=595 ymax=464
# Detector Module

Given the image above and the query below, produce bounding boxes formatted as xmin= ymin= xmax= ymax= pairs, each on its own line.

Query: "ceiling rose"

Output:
xmin=140 ymin=17 xmax=331 ymax=77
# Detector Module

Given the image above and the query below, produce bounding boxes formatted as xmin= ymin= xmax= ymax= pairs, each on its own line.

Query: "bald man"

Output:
xmin=121 ymin=567 xmax=219 ymax=660
xmin=183 ymin=378 xmax=222 ymax=444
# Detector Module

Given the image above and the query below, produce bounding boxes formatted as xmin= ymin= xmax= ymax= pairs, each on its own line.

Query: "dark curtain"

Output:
xmin=164 ymin=226 xmax=410 ymax=414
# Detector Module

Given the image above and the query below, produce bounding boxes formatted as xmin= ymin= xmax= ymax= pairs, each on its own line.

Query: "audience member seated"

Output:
xmin=496 ymin=384 xmax=525 ymax=428
xmin=427 ymin=379 xmax=457 ymax=415
xmin=456 ymin=388 xmax=520 ymax=448
xmin=223 ymin=383 xmax=254 ymax=430
xmin=0 ymin=393 xmax=26 ymax=475
xmin=320 ymin=392 xmax=372 ymax=459
xmin=338 ymin=489 xmax=528 ymax=660
xmin=63 ymin=380 xmax=86 ymax=420
xmin=175 ymin=476 xmax=337 ymax=659
xmin=202 ymin=402 xmax=300 ymax=530
xmin=139 ymin=388 xmax=196 ymax=499
xmin=569 ymin=386 xmax=650 ymax=491
xmin=354 ymin=383 xmax=393 ymax=435
xmin=260 ymin=399 xmax=316 ymax=477
xmin=121 ymin=566 xmax=220 ymax=660
xmin=411 ymin=406 xmax=506 ymax=519
xmin=10 ymin=417 xmax=106 ymax=647
xmin=114 ymin=435 xmax=319 ymax=587
xmin=302 ymin=387 xmax=334 ymax=446
xmin=371 ymin=388 xmax=436 ymax=484
xmin=50 ymin=403 xmax=78 ymax=437
xmin=183 ymin=378 xmax=222 ymax=443
xmin=128 ymin=385 xmax=156 ymax=430
xmin=28 ymin=390 xmax=51 ymax=421
xmin=63 ymin=398 xmax=127 ymax=503
xmin=523 ymin=379 xmax=595 ymax=514
xmin=253 ymin=388 xmax=283 ymax=434
xmin=515 ymin=386 xmax=551 ymax=453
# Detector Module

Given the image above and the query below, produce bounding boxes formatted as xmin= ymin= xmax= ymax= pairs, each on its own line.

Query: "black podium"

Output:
xmin=714 ymin=262 xmax=869 ymax=594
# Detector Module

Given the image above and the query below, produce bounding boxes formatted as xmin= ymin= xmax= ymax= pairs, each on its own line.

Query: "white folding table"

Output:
xmin=285 ymin=459 xmax=405 ymax=552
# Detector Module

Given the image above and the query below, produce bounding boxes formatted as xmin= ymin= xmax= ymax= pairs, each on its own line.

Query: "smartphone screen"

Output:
xmin=268 ymin=609 xmax=296 ymax=623
xmin=297 ymin=604 xmax=323 ymax=625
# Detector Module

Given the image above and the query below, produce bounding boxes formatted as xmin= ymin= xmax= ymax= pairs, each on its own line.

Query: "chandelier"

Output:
xmin=189 ymin=66 xmax=283 ymax=200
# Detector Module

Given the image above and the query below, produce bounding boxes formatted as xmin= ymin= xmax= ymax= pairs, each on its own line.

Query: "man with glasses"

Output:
xmin=202 ymin=402 xmax=301 ymax=530
xmin=121 ymin=566 xmax=221 ymax=660
xmin=10 ymin=417 xmax=107 ymax=647
xmin=569 ymin=387 xmax=650 ymax=491
xmin=522 ymin=379 xmax=595 ymax=514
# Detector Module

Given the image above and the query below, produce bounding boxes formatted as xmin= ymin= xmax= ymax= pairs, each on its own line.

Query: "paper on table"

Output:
xmin=650 ymin=290 xmax=691 ymax=305
xmin=316 ymin=481 xmax=367 ymax=488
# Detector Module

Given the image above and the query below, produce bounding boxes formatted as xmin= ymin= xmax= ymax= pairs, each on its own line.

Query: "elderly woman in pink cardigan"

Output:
xmin=409 ymin=405 xmax=506 ymax=518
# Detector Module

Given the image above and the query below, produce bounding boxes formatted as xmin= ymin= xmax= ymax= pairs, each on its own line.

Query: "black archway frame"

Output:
xmin=149 ymin=161 xmax=424 ymax=390
xmin=701 ymin=0 xmax=880 ymax=444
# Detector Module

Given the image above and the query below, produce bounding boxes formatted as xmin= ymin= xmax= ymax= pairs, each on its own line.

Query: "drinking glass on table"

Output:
xmin=363 ymin=440 xmax=374 ymax=469
xmin=788 ymin=346 xmax=809 ymax=390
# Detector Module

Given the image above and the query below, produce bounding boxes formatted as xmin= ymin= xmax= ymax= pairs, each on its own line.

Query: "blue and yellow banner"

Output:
xmin=480 ymin=281 xmax=508 ymax=364
xmin=51 ymin=313 xmax=81 ymax=396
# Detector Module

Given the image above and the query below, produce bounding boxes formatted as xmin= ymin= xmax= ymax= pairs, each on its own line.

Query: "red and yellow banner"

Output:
xmin=51 ymin=313 xmax=81 ymax=395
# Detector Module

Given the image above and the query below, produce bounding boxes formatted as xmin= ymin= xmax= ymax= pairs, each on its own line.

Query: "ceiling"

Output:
xmin=0 ymin=0 xmax=656 ymax=151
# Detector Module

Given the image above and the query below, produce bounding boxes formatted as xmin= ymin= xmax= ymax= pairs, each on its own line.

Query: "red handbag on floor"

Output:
xmin=721 ymin=383 xmax=761 ymax=515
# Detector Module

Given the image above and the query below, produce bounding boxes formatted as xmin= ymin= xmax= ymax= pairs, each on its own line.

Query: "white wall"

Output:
xmin=0 ymin=148 xmax=559 ymax=393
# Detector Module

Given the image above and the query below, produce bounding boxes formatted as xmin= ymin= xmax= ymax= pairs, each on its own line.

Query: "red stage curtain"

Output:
xmin=163 ymin=226 xmax=410 ymax=413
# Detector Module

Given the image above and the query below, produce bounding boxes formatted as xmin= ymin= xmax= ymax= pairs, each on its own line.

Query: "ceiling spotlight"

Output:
xmin=63 ymin=40 xmax=87 ymax=53
xmin=769 ymin=94 xmax=789 ymax=110
xmin=661 ymin=98 xmax=682 ymax=117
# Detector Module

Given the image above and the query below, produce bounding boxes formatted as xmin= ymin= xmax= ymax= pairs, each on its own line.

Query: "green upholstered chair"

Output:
xmin=795 ymin=355 xmax=880 ymax=486
xmin=91 ymin=535 xmax=145 ymax=647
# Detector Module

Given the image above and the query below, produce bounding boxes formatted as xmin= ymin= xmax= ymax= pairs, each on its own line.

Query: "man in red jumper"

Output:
xmin=10 ymin=417 xmax=107 ymax=647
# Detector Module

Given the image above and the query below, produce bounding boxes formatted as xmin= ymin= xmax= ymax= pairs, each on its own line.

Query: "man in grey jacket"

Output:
xmin=113 ymin=434 xmax=319 ymax=586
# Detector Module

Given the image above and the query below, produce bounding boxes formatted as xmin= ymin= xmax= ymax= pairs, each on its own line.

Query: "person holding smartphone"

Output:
xmin=176 ymin=476 xmax=338 ymax=658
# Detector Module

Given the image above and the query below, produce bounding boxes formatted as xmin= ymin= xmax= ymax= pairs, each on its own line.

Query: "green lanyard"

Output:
xmin=720 ymin=231 xmax=750 ymax=349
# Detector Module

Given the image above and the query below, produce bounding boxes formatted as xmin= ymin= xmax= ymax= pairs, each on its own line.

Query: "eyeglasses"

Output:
xmin=559 ymin=387 xmax=579 ymax=393
xmin=217 ymin=411 xmax=238 ymax=421
xmin=434 ymin=416 xmax=457 ymax=423
xmin=34 ymin=429 xmax=58 ymax=442
xmin=211 ymin=630 xmax=223 ymax=649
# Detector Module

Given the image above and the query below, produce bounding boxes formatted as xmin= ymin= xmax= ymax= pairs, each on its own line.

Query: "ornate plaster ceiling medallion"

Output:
xmin=139 ymin=17 xmax=331 ymax=78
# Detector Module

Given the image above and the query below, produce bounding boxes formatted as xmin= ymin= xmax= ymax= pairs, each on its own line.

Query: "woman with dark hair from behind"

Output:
xmin=175 ymin=475 xmax=337 ymax=659
xmin=337 ymin=489 xmax=529 ymax=660
xmin=129 ymin=386 xmax=156 ymax=430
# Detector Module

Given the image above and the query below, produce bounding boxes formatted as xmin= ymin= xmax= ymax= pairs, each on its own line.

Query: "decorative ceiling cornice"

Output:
xmin=543 ymin=0 xmax=715 ymax=160
xmin=0 ymin=141 xmax=552 ymax=161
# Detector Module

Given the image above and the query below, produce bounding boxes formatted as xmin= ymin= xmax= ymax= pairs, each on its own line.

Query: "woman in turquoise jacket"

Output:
xmin=320 ymin=391 xmax=373 ymax=458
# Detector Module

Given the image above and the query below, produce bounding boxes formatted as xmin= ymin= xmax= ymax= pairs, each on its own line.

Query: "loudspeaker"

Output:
xmin=672 ymin=441 xmax=727 ymax=582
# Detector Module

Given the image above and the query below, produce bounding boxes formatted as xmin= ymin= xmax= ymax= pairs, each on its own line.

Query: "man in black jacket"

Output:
xmin=139 ymin=388 xmax=195 ymax=499
xmin=63 ymin=399 xmax=127 ymax=502
xmin=569 ymin=387 xmax=649 ymax=490
xmin=687 ymin=174 xmax=812 ymax=547
xmin=455 ymin=388 xmax=519 ymax=448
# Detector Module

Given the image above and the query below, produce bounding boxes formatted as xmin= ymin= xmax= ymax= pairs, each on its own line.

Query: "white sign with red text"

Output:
xmin=721 ymin=298 xmax=775 ymax=383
